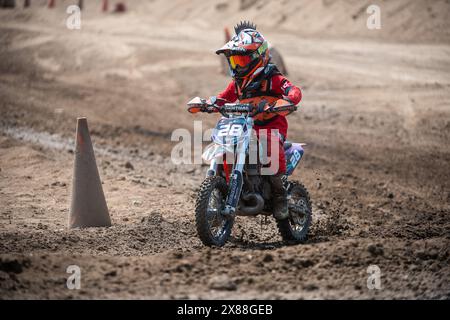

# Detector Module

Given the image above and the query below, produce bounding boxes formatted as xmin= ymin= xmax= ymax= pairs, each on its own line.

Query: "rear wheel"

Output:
xmin=195 ymin=176 xmax=233 ymax=247
xmin=277 ymin=181 xmax=312 ymax=243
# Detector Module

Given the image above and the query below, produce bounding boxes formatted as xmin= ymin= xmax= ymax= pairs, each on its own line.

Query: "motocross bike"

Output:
xmin=187 ymin=96 xmax=312 ymax=247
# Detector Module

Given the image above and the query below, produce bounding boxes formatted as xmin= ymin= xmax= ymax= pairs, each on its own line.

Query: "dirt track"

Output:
xmin=0 ymin=1 xmax=449 ymax=299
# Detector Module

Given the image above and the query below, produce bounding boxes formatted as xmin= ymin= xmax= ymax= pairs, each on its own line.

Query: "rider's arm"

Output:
xmin=271 ymin=75 xmax=302 ymax=105
xmin=216 ymin=81 xmax=238 ymax=105
xmin=205 ymin=81 xmax=237 ymax=110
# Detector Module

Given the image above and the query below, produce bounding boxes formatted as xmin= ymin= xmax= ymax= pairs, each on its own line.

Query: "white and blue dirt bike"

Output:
xmin=187 ymin=97 xmax=312 ymax=247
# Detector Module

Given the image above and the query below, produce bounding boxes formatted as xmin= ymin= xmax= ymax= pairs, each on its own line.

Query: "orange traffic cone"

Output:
xmin=48 ymin=0 xmax=55 ymax=8
xmin=69 ymin=118 xmax=111 ymax=229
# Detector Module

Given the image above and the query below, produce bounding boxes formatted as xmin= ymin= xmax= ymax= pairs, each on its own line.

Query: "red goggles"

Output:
xmin=228 ymin=55 xmax=252 ymax=69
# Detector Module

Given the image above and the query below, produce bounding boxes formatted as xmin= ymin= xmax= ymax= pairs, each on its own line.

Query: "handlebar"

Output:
xmin=187 ymin=97 xmax=297 ymax=118
xmin=217 ymin=103 xmax=253 ymax=116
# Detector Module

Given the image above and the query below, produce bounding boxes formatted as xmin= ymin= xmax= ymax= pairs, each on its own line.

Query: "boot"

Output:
xmin=269 ymin=174 xmax=289 ymax=220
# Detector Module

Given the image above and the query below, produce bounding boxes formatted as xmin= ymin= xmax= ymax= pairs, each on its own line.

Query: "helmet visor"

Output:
xmin=229 ymin=55 xmax=252 ymax=70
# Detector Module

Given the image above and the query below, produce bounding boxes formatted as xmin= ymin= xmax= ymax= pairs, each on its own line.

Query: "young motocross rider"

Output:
xmin=211 ymin=21 xmax=302 ymax=220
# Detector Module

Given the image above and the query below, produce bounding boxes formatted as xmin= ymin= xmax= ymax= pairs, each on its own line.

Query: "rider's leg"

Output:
xmin=269 ymin=174 xmax=288 ymax=220
xmin=268 ymin=132 xmax=288 ymax=220
xmin=255 ymin=126 xmax=289 ymax=220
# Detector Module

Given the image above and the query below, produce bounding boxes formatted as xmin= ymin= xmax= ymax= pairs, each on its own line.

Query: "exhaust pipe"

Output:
xmin=238 ymin=193 xmax=265 ymax=216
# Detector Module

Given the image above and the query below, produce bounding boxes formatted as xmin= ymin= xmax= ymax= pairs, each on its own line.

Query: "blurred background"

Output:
xmin=0 ymin=0 xmax=449 ymax=299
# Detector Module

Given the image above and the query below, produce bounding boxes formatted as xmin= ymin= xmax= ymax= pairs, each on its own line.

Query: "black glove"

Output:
xmin=252 ymin=100 xmax=267 ymax=116
xmin=204 ymin=96 xmax=217 ymax=113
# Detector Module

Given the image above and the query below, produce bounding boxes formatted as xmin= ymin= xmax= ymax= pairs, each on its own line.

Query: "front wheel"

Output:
xmin=277 ymin=181 xmax=312 ymax=243
xmin=195 ymin=176 xmax=234 ymax=247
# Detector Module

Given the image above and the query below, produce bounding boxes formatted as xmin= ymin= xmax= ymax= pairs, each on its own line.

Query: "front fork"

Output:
xmin=206 ymin=139 xmax=249 ymax=218
xmin=223 ymin=141 xmax=246 ymax=216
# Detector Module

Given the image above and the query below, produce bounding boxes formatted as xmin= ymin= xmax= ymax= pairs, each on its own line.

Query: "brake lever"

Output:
xmin=203 ymin=105 xmax=229 ymax=117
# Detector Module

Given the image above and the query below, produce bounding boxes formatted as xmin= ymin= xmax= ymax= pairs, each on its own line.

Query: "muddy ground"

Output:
xmin=0 ymin=1 xmax=449 ymax=299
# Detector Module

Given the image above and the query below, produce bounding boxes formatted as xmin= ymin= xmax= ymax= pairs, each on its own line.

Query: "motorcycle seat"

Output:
xmin=283 ymin=141 xmax=292 ymax=150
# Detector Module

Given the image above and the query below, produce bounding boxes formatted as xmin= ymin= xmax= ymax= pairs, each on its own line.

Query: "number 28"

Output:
xmin=218 ymin=124 xmax=243 ymax=137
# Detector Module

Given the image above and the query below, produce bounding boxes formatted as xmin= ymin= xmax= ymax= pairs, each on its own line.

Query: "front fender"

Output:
xmin=202 ymin=143 xmax=234 ymax=162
